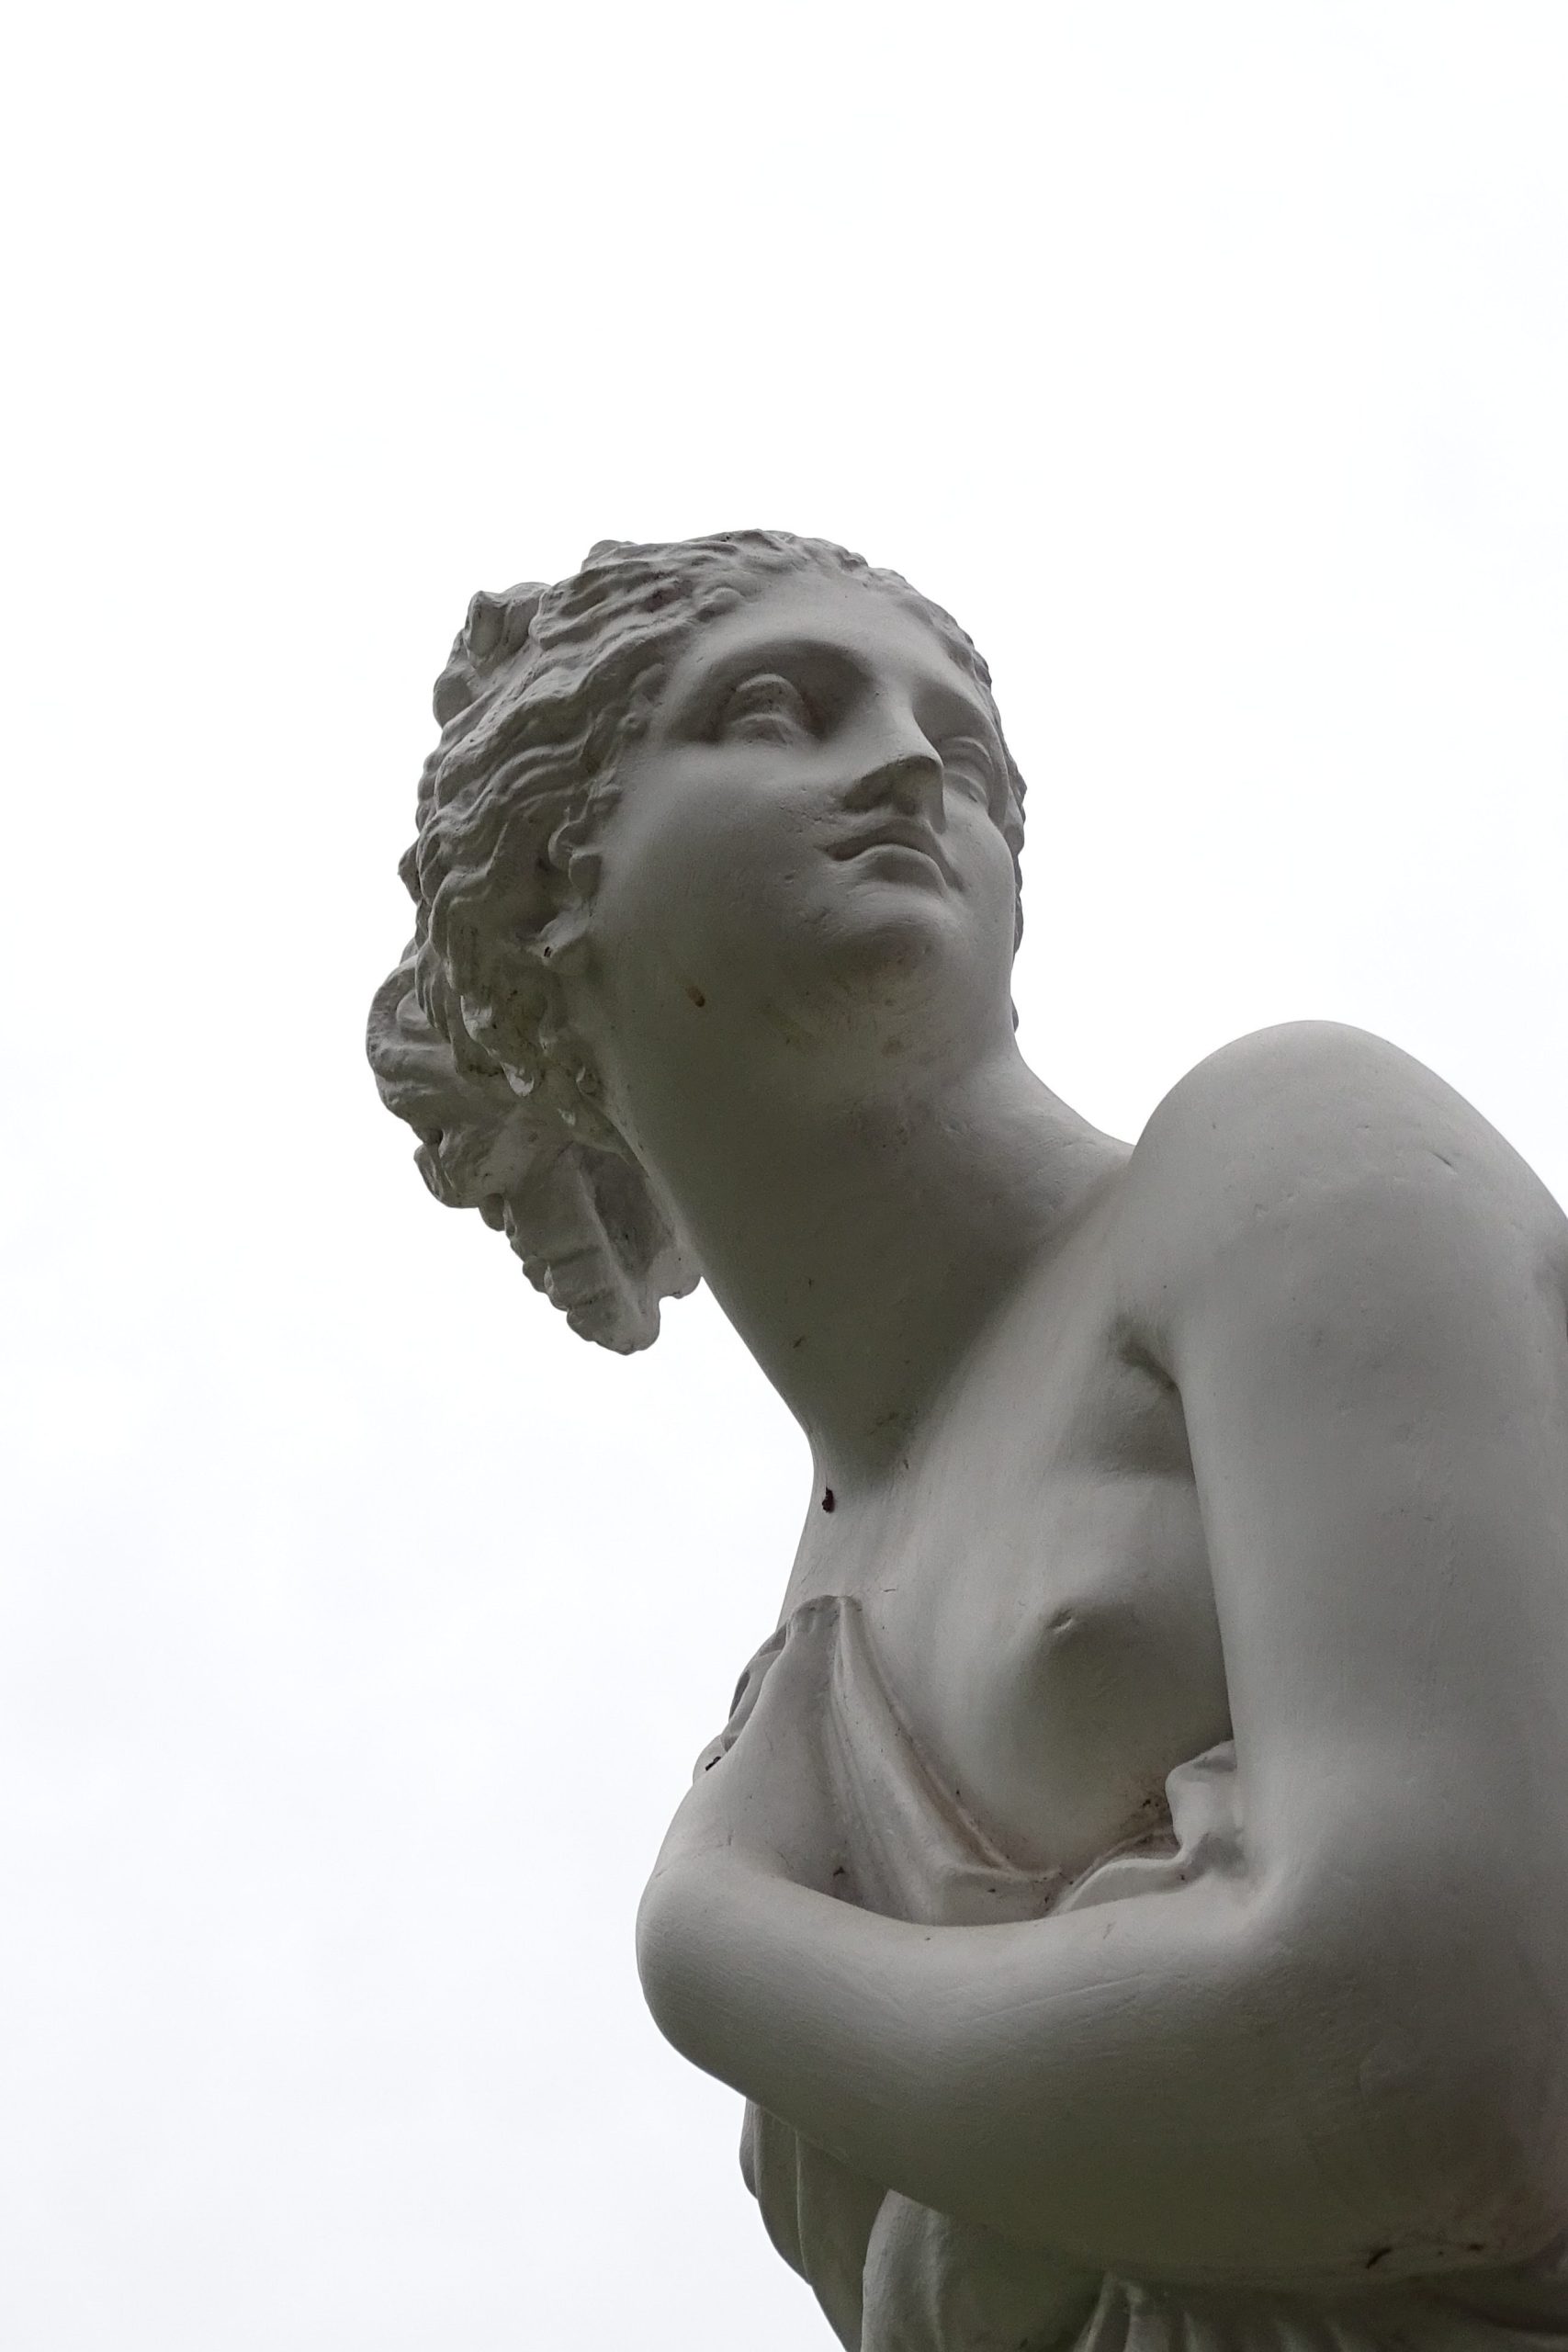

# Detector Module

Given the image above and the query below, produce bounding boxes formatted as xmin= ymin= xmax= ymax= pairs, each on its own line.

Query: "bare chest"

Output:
xmin=790 ymin=1303 xmax=1232 ymax=1880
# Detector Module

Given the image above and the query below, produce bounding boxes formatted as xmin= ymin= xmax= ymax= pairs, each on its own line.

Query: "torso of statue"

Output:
xmin=781 ymin=1165 xmax=1233 ymax=1887
xmin=731 ymin=1114 xmax=1568 ymax=2352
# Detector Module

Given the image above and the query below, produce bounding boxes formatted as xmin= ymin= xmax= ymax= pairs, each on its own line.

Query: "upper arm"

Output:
xmin=1132 ymin=1026 xmax=1568 ymax=2093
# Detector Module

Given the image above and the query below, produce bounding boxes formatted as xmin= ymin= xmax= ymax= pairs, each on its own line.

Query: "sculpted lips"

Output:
xmin=828 ymin=818 xmax=958 ymax=886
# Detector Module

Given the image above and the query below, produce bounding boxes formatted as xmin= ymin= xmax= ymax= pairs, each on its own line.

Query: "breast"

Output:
xmin=861 ymin=1342 xmax=1235 ymax=1882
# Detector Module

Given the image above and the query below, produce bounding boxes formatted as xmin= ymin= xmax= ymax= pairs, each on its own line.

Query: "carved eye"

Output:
xmin=941 ymin=735 xmax=1003 ymax=808
xmin=719 ymin=673 xmax=813 ymax=745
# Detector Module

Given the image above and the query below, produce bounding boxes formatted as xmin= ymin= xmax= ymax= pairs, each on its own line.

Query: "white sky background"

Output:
xmin=5 ymin=3 xmax=1567 ymax=2345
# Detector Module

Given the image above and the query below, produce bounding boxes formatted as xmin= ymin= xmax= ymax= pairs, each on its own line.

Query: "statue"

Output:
xmin=368 ymin=531 xmax=1568 ymax=2349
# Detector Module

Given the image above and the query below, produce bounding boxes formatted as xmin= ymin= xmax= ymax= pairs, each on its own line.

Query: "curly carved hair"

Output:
xmin=368 ymin=530 xmax=1026 ymax=1353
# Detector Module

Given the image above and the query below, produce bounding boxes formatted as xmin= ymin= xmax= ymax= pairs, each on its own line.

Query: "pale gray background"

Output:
xmin=5 ymin=5 xmax=1567 ymax=2346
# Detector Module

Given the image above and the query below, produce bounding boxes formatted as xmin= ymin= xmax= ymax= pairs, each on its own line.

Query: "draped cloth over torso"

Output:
xmin=731 ymin=1600 xmax=1568 ymax=2352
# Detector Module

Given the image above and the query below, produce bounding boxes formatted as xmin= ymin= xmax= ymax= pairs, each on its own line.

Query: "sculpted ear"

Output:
xmin=531 ymin=909 xmax=591 ymax=972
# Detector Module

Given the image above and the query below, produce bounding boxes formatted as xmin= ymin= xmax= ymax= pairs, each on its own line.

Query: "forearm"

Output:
xmin=637 ymin=1850 xmax=1552 ymax=2285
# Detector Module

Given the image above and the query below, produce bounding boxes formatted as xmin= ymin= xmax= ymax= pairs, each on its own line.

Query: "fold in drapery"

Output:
xmin=731 ymin=1599 xmax=1568 ymax=2352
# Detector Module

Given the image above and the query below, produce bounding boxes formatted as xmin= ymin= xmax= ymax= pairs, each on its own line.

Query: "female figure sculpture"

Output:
xmin=369 ymin=532 xmax=1568 ymax=2349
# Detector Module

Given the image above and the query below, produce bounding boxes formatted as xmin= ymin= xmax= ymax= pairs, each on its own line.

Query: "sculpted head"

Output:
xmin=368 ymin=531 xmax=1026 ymax=1353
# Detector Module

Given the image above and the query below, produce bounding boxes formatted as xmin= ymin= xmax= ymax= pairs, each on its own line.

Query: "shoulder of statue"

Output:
xmin=1113 ymin=1019 xmax=1568 ymax=1336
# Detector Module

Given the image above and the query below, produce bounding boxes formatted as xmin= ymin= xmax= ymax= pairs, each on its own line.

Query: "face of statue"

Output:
xmin=572 ymin=571 xmax=1023 ymax=1138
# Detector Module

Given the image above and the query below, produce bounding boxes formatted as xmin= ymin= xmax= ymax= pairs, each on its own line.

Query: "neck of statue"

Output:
xmin=624 ymin=1036 xmax=1124 ymax=1490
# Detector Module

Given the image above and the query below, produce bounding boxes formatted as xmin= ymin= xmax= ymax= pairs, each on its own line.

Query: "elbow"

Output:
xmin=635 ymin=1861 xmax=712 ymax=2070
xmin=1352 ymin=2052 xmax=1568 ymax=2273
xmin=634 ymin=1854 xmax=777 ymax=2087
xmin=1255 ymin=1861 xmax=1568 ymax=2275
xmin=1371 ymin=2033 xmax=1568 ymax=2270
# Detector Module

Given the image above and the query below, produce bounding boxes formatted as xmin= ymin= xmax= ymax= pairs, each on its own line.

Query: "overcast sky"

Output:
xmin=6 ymin=5 xmax=1568 ymax=2346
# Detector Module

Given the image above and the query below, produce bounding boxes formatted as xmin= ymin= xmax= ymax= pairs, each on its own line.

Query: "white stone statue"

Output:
xmin=368 ymin=532 xmax=1568 ymax=2350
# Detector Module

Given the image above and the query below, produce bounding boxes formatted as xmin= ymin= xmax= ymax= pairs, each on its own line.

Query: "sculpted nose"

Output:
xmin=846 ymin=745 xmax=944 ymax=821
